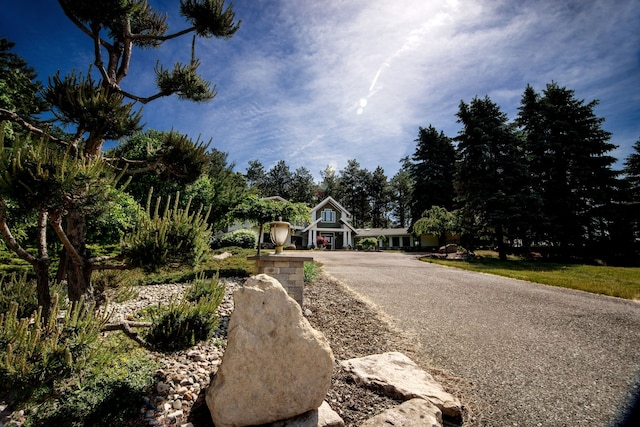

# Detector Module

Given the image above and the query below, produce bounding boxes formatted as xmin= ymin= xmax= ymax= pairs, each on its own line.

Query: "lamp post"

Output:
xmin=270 ymin=218 xmax=291 ymax=254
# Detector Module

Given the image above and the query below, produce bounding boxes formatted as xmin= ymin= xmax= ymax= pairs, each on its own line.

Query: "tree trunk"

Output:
xmin=65 ymin=208 xmax=94 ymax=302
xmin=496 ymin=224 xmax=507 ymax=261
xmin=34 ymin=259 xmax=52 ymax=320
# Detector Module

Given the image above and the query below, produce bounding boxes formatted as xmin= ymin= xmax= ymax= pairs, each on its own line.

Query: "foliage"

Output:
xmin=624 ymin=138 xmax=640 ymax=200
xmin=0 ymin=273 xmax=65 ymax=320
xmin=336 ymin=159 xmax=372 ymax=229
xmin=304 ymin=261 xmax=320 ymax=283
xmin=408 ymin=126 xmax=456 ymax=227
xmin=122 ymin=192 xmax=212 ymax=271
xmin=211 ymin=229 xmax=257 ymax=249
xmin=516 ymin=82 xmax=618 ymax=252
xmin=359 ymin=237 xmax=379 ymax=250
xmin=230 ymin=195 xmax=310 ymax=225
xmin=184 ymin=272 xmax=225 ymax=305
xmin=316 ymin=236 xmax=328 ymax=248
xmin=0 ymin=295 xmax=107 ymax=402
xmin=24 ymin=335 xmax=157 ymax=427
xmin=0 ymin=38 xmax=48 ymax=141
xmin=455 ymin=96 xmax=534 ymax=260
xmin=413 ymin=206 xmax=459 ymax=247
xmin=145 ymin=294 xmax=221 ymax=352
xmin=86 ymin=187 xmax=142 ymax=245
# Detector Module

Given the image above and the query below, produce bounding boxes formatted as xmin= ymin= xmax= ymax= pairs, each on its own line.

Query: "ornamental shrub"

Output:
xmin=210 ymin=229 xmax=257 ymax=249
xmin=145 ymin=292 xmax=222 ymax=351
xmin=359 ymin=237 xmax=379 ymax=251
xmin=184 ymin=272 xmax=225 ymax=304
xmin=0 ymin=295 xmax=107 ymax=402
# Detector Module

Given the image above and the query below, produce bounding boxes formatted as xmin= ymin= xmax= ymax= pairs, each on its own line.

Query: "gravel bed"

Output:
xmin=1 ymin=274 xmax=474 ymax=427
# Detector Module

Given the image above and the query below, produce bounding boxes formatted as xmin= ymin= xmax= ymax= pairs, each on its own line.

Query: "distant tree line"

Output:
xmin=243 ymin=82 xmax=640 ymax=264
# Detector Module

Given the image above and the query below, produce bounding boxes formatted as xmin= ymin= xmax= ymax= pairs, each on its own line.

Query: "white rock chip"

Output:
xmin=340 ymin=352 xmax=462 ymax=418
xmin=206 ymin=274 xmax=335 ymax=427
xmin=360 ymin=398 xmax=442 ymax=427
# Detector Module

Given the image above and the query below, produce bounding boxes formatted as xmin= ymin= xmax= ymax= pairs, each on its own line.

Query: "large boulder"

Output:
xmin=206 ymin=274 xmax=335 ymax=427
xmin=360 ymin=398 xmax=442 ymax=427
xmin=340 ymin=352 xmax=462 ymax=418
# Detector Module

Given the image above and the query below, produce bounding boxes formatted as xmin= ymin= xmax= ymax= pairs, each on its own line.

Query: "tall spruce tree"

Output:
xmin=455 ymin=96 xmax=530 ymax=260
xmin=408 ymin=125 xmax=456 ymax=230
xmin=517 ymin=83 xmax=618 ymax=254
xmin=389 ymin=158 xmax=413 ymax=228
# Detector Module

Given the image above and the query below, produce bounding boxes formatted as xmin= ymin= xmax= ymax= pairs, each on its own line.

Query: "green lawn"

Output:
xmin=422 ymin=251 xmax=640 ymax=300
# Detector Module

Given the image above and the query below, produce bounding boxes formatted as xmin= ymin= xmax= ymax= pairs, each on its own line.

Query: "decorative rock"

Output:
xmin=265 ymin=401 xmax=344 ymax=427
xmin=360 ymin=398 xmax=442 ymax=427
xmin=206 ymin=274 xmax=335 ymax=427
xmin=340 ymin=352 xmax=462 ymax=418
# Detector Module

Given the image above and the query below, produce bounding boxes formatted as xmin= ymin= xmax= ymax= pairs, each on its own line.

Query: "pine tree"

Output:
xmin=0 ymin=1 xmax=241 ymax=309
xmin=517 ymin=83 xmax=618 ymax=254
xmin=408 ymin=125 xmax=456 ymax=229
xmin=455 ymin=96 xmax=530 ymax=260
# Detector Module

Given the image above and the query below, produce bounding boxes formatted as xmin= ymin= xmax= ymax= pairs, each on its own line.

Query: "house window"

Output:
xmin=321 ymin=209 xmax=335 ymax=223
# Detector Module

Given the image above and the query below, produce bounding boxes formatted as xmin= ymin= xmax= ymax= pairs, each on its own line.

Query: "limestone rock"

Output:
xmin=340 ymin=352 xmax=462 ymax=418
xmin=360 ymin=398 xmax=442 ymax=427
xmin=206 ymin=274 xmax=335 ymax=427
xmin=266 ymin=401 xmax=345 ymax=427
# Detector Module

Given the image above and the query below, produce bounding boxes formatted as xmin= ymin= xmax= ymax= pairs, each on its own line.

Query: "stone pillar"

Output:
xmin=248 ymin=255 xmax=313 ymax=306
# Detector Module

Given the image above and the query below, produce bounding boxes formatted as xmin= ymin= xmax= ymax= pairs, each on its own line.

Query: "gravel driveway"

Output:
xmin=294 ymin=251 xmax=640 ymax=426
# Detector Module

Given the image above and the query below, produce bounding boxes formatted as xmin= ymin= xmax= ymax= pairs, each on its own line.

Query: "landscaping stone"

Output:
xmin=360 ymin=398 xmax=442 ymax=427
xmin=265 ymin=401 xmax=345 ymax=427
xmin=206 ymin=274 xmax=335 ymax=427
xmin=340 ymin=352 xmax=462 ymax=418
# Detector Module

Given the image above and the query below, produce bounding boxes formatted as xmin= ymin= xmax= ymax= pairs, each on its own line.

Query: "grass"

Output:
xmin=422 ymin=250 xmax=640 ymax=300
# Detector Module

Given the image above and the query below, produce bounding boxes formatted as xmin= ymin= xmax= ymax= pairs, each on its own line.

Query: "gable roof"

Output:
xmin=310 ymin=196 xmax=350 ymax=217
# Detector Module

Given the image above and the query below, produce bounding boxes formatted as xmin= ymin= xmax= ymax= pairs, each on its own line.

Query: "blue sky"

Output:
xmin=2 ymin=0 xmax=639 ymax=180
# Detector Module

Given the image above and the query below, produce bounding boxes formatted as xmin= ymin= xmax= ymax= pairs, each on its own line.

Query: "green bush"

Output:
xmin=304 ymin=262 xmax=320 ymax=283
xmin=211 ymin=229 xmax=257 ymax=249
xmin=122 ymin=193 xmax=212 ymax=272
xmin=184 ymin=272 xmax=225 ymax=304
xmin=359 ymin=237 xmax=379 ymax=250
xmin=24 ymin=336 xmax=157 ymax=427
xmin=0 ymin=295 xmax=107 ymax=402
xmin=145 ymin=294 xmax=222 ymax=351
xmin=0 ymin=273 xmax=38 ymax=319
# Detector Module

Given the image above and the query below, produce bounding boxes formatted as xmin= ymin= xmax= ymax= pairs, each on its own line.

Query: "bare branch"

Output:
xmin=0 ymin=108 xmax=69 ymax=148
xmin=49 ymin=212 xmax=84 ymax=267
xmin=102 ymin=321 xmax=152 ymax=348
xmin=0 ymin=198 xmax=37 ymax=265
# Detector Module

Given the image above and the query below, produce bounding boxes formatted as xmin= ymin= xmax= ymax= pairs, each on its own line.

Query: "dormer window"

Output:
xmin=321 ymin=208 xmax=335 ymax=223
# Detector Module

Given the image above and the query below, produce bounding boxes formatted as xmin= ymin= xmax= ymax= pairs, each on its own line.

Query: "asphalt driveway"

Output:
xmin=295 ymin=250 xmax=640 ymax=426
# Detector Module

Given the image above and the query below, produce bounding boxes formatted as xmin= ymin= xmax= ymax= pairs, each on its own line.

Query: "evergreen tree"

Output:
xmin=624 ymin=138 xmax=640 ymax=201
xmin=369 ymin=166 xmax=392 ymax=228
xmin=389 ymin=158 xmax=413 ymax=228
xmin=0 ymin=1 xmax=241 ymax=307
xmin=408 ymin=125 xmax=456 ymax=229
xmin=266 ymin=160 xmax=293 ymax=199
xmin=336 ymin=159 xmax=371 ymax=228
xmin=455 ymin=96 xmax=530 ymax=260
xmin=517 ymin=83 xmax=618 ymax=254
xmin=290 ymin=166 xmax=317 ymax=205
xmin=318 ymin=165 xmax=338 ymax=200
xmin=245 ymin=160 xmax=268 ymax=195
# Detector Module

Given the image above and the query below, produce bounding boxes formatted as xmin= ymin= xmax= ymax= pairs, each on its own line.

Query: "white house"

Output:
xmin=299 ymin=196 xmax=357 ymax=249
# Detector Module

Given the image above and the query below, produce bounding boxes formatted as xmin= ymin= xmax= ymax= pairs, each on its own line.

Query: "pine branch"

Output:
xmin=49 ymin=212 xmax=84 ymax=267
xmin=0 ymin=108 xmax=69 ymax=148
xmin=0 ymin=198 xmax=36 ymax=264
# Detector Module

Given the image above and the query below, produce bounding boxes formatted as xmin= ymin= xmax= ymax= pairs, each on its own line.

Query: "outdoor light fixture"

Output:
xmin=270 ymin=218 xmax=291 ymax=254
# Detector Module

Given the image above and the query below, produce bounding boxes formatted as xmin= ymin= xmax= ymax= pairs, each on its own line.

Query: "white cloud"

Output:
xmin=135 ymin=0 xmax=640 ymax=177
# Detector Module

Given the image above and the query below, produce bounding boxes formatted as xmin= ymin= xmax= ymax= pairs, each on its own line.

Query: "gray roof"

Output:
xmin=355 ymin=228 xmax=410 ymax=237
